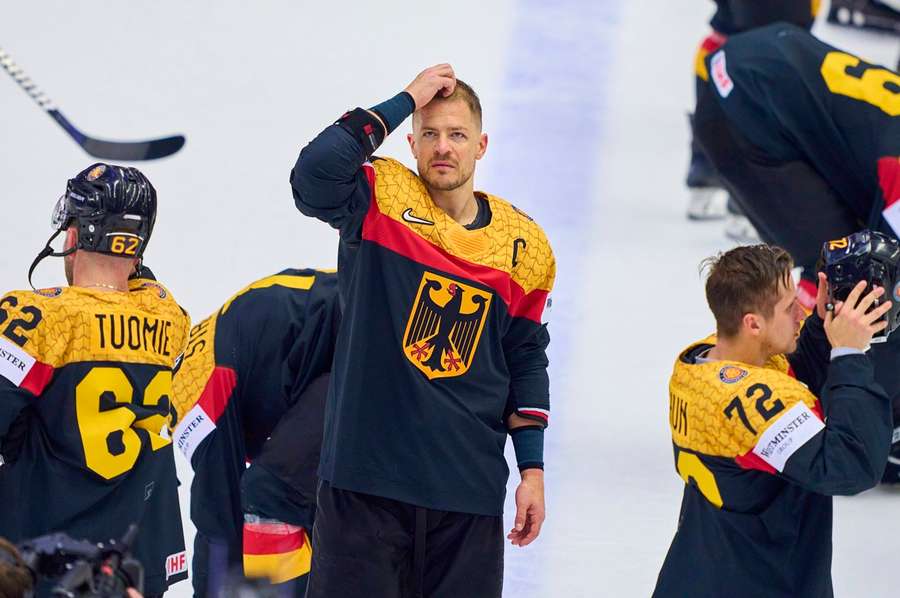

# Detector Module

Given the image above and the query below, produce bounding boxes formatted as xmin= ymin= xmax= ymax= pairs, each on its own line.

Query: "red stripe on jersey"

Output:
xmin=878 ymin=156 xmax=900 ymax=208
xmin=243 ymin=525 xmax=306 ymax=555
xmin=197 ymin=366 xmax=238 ymax=423
xmin=701 ymin=31 xmax=727 ymax=53
xmin=361 ymin=185 xmax=548 ymax=323
xmin=21 ymin=361 xmax=54 ymax=396
xmin=518 ymin=409 xmax=549 ymax=424
xmin=787 ymin=365 xmax=796 ymax=379
xmin=812 ymin=399 xmax=824 ymax=421
xmin=796 ymin=279 xmax=817 ymax=312
xmin=734 ymin=450 xmax=777 ymax=474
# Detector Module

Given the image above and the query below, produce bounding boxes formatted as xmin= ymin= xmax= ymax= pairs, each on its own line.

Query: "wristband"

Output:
xmin=370 ymin=91 xmax=415 ymax=135
xmin=510 ymin=425 xmax=544 ymax=471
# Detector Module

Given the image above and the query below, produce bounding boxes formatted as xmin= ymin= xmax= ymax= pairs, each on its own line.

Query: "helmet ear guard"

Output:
xmin=821 ymin=229 xmax=900 ymax=342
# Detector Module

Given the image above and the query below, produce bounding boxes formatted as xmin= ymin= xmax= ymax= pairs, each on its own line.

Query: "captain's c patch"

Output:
xmin=403 ymin=272 xmax=491 ymax=380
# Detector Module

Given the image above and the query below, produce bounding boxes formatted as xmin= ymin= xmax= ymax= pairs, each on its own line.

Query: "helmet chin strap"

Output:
xmin=28 ymin=228 xmax=75 ymax=290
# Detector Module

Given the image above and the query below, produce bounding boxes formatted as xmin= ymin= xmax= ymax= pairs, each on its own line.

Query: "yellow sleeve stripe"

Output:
xmin=243 ymin=546 xmax=312 ymax=584
xmin=220 ymin=275 xmax=316 ymax=315
xmin=695 ymin=47 xmax=711 ymax=81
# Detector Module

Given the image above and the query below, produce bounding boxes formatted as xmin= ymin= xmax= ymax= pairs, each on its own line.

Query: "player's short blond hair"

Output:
xmin=417 ymin=79 xmax=483 ymax=130
xmin=702 ymin=244 xmax=794 ymax=338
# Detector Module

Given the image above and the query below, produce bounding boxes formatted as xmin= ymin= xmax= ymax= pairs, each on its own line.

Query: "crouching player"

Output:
xmin=171 ymin=269 xmax=339 ymax=596
xmin=655 ymin=243 xmax=894 ymax=597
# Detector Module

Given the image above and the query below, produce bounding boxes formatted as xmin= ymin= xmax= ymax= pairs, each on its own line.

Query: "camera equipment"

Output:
xmin=821 ymin=229 xmax=900 ymax=342
xmin=17 ymin=524 xmax=143 ymax=597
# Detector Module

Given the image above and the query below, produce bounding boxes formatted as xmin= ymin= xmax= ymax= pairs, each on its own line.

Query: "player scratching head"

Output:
xmin=29 ymin=163 xmax=157 ymax=291
xmin=702 ymin=245 xmax=806 ymax=364
xmin=405 ymin=64 xmax=488 ymax=222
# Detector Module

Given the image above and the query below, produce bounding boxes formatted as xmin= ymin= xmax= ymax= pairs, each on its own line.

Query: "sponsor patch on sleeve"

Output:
xmin=173 ymin=403 xmax=216 ymax=463
xmin=0 ymin=336 xmax=35 ymax=387
xmin=710 ymin=50 xmax=734 ymax=98
xmin=752 ymin=402 xmax=825 ymax=472
xmin=541 ymin=294 xmax=553 ymax=325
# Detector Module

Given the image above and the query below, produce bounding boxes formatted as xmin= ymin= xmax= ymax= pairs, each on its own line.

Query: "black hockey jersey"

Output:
xmin=292 ymin=126 xmax=556 ymax=516
xmin=171 ymin=268 xmax=338 ymax=591
xmin=0 ymin=278 xmax=190 ymax=595
xmin=705 ymin=24 xmax=900 ymax=234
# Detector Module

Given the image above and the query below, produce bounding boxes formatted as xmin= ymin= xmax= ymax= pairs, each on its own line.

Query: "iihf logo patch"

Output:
xmin=33 ymin=287 xmax=62 ymax=298
xmin=719 ymin=365 xmax=748 ymax=384
xmin=893 ymin=281 xmax=900 ymax=302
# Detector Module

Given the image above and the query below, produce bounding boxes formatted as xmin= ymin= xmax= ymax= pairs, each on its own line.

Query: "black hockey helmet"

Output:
xmin=29 ymin=163 xmax=157 ymax=286
xmin=821 ymin=229 xmax=900 ymax=342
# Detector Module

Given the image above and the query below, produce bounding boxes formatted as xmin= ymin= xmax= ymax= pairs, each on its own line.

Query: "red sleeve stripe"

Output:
xmin=517 ymin=409 xmax=549 ymax=424
xmin=243 ymin=523 xmax=307 ymax=555
xmin=20 ymin=361 xmax=54 ymax=396
xmin=361 ymin=190 xmax=549 ymax=323
xmin=701 ymin=32 xmax=727 ymax=53
xmin=812 ymin=399 xmax=824 ymax=421
xmin=796 ymin=279 xmax=817 ymax=312
xmin=197 ymin=366 xmax=238 ymax=424
xmin=734 ymin=450 xmax=776 ymax=474
xmin=879 ymin=156 xmax=900 ymax=208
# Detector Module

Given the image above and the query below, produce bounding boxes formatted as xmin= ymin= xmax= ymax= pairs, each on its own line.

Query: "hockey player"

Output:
xmin=171 ymin=268 xmax=338 ymax=597
xmin=695 ymin=23 xmax=898 ymax=304
xmin=0 ymin=164 xmax=190 ymax=596
xmin=686 ymin=0 xmax=819 ymax=239
xmin=654 ymin=243 xmax=893 ymax=597
xmin=693 ymin=23 xmax=900 ymax=476
xmin=290 ymin=65 xmax=556 ymax=596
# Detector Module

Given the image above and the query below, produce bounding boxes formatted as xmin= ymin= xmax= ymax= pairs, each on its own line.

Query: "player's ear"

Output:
xmin=476 ymin=133 xmax=488 ymax=161
xmin=407 ymin=132 xmax=418 ymax=158
xmin=743 ymin=312 xmax=763 ymax=336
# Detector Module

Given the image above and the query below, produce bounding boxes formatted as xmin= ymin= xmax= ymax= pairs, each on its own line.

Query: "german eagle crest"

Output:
xmin=403 ymin=272 xmax=492 ymax=379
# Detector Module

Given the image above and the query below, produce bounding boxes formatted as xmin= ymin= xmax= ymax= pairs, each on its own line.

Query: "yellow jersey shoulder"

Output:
xmin=172 ymin=312 xmax=219 ymax=424
xmin=669 ymin=337 xmax=817 ymax=457
xmin=0 ymin=283 xmax=189 ymax=368
xmin=483 ymin=193 xmax=556 ymax=293
xmin=369 ymin=157 xmax=555 ymax=293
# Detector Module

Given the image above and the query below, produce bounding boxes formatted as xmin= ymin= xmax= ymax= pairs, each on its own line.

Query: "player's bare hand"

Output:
xmin=404 ymin=64 xmax=456 ymax=110
xmin=508 ymin=469 xmax=545 ymax=547
xmin=824 ymin=280 xmax=892 ymax=350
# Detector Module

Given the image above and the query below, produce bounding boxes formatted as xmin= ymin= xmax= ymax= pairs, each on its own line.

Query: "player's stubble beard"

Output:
xmin=422 ymin=159 xmax=475 ymax=193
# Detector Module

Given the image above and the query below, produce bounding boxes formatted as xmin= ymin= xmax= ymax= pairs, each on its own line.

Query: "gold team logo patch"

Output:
xmin=403 ymin=272 xmax=492 ymax=380
xmin=86 ymin=164 xmax=106 ymax=181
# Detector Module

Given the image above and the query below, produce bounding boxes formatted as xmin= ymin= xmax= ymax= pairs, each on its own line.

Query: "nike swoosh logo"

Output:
xmin=402 ymin=208 xmax=434 ymax=226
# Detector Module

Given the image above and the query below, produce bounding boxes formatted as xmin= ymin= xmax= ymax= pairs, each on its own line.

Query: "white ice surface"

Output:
xmin=1 ymin=1 xmax=899 ymax=596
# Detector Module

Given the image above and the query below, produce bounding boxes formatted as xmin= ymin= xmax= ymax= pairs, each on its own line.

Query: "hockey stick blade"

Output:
xmin=2 ymin=46 xmax=186 ymax=161
xmin=81 ymin=133 xmax=185 ymax=161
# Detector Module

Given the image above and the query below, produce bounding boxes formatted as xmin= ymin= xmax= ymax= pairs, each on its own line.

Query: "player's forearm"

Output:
xmin=786 ymin=354 xmax=892 ymax=494
xmin=290 ymin=91 xmax=413 ymax=216
xmin=291 ymin=125 xmax=368 ymax=213
xmin=510 ymin=425 xmax=544 ymax=472
xmin=506 ymin=326 xmax=551 ymax=426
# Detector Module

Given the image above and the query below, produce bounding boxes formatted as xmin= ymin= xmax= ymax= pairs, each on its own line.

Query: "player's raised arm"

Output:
xmin=290 ymin=65 xmax=455 ymax=234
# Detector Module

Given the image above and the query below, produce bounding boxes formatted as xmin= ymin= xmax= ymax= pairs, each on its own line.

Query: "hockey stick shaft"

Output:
xmin=0 ymin=46 xmax=58 ymax=113
xmin=0 ymin=45 xmax=184 ymax=160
